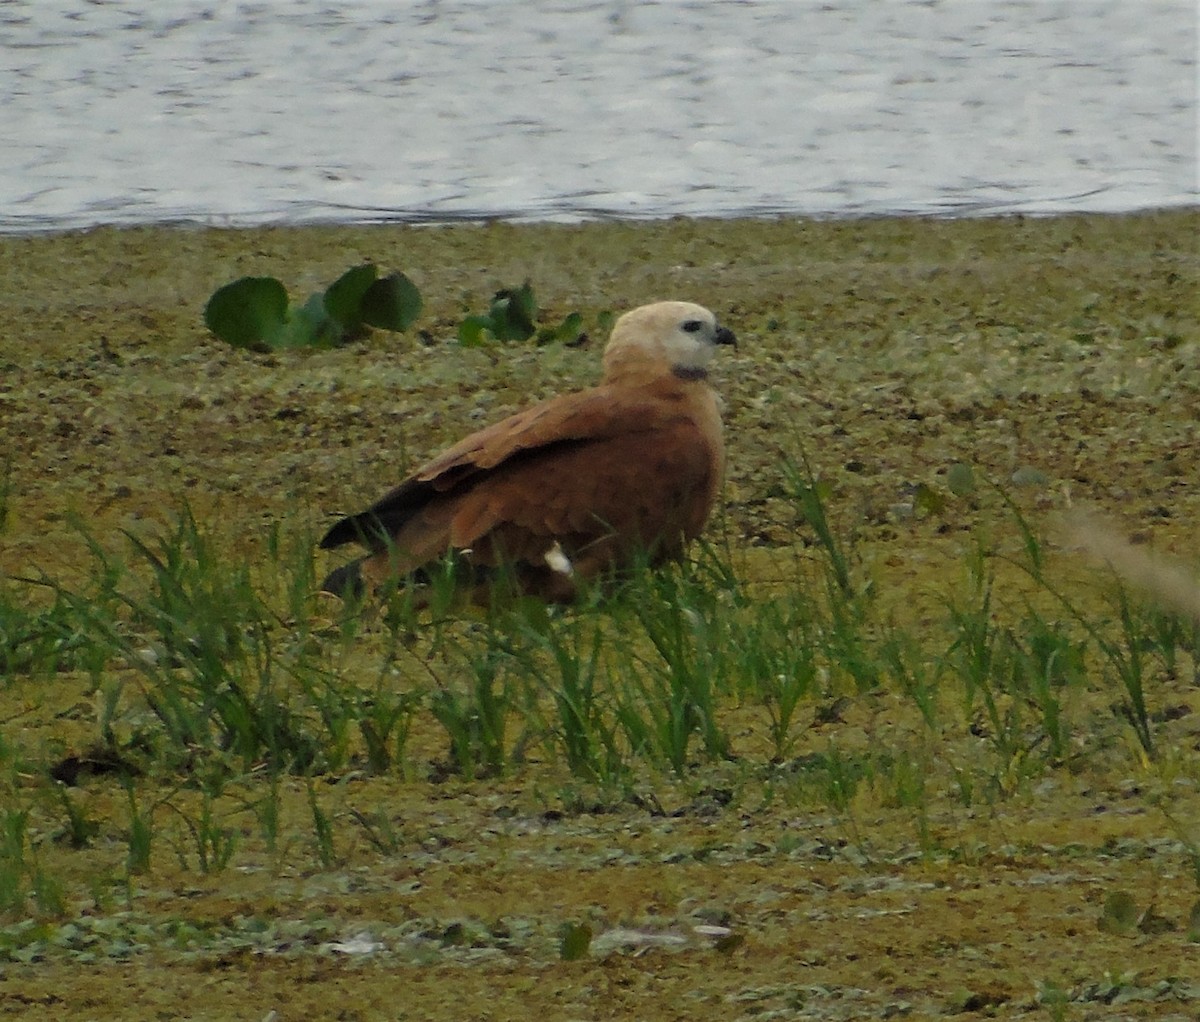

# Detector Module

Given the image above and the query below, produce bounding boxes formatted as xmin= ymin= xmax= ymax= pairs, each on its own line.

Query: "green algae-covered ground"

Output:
xmin=1 ymin=211 xmax=1199 ymax=1020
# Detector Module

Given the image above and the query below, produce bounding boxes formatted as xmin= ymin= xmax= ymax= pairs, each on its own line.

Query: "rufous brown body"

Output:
xmin=319 ymin=301 xmax=736 ymax=601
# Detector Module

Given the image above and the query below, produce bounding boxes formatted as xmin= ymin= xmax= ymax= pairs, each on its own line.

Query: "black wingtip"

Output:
xmin=319 ymin=513 xmax=388 ymax=551
xmin=319 ymin=479 xmax=431 ymax=551
xmin=318 ymin=518 xmax=354 ymax=550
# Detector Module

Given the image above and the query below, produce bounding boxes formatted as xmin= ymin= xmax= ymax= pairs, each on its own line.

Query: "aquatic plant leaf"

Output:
xmin=277 ymin=293 xmax=341 ymax=350
xmin=558 ymin=922 xmax=592 ymax=961
xmin=537 ymin=311 xmax=584 ymax=346
xmin=203 ymin=276 xmax=288 ymax=350
xmin=946 ymin=462 xmax=976 ymax=497
xmin=457 ymin=315 xmax=492 ymax=348
xmin=458 ymin=282 xmax=540 ymax=345
xmin=323 ymin=263 xmax=378 ymax=336
xmin=361 ymin=272 xmax=422 ymax=332
xmin=488 ymin=282 xmax=537 ymax=341
xmin=1098 ymin=890 xmax=1139 ymax=934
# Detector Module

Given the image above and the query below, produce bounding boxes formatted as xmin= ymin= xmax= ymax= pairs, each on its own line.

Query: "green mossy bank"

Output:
xmin=0 ymin=211 xmax=1198 ymax=1021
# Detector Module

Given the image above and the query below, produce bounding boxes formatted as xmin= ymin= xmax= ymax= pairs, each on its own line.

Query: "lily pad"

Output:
xmin=205 ymin=264 xmax=422 ymax=351
xmin=361 ymin=272 xmax=423 ymax=332
xmin=203 ymin=276 xmax=289 ymax=351
xmin=322 ymin=263 xmax=379 ymax=338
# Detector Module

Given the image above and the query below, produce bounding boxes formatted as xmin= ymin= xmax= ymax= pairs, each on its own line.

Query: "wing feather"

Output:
xmin=416 ymin=384 xmax=671 ymax=481
xmin=436 ymin=418 xmax=717 ymax=562
xmin=320 ymin=379 xmax=710 ymax=555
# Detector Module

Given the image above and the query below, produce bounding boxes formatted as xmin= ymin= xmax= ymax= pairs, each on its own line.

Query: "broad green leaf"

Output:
xmin=488 ymin=282 xmax=537 ymax=341
xmin=361 ymin=272 xmax=422 ymax=332
xmin=537 ymin=311 xmax=584 ymax=346
xmin=558 ymin=922 xmax=592 ymax=961
xmin=946 ymin=462 xmax=976 ymax=497
xmin=203 ymin=276 xmax=288 ymax=350
xmin=509 ymin=280 xmax=536 ymax=323
xmin=457 ymin=315 xmax=492 ymax=348
xmin=323 ymin=263 xmax=378 ymax=336
xmin=1098 ymin=890 xmax=1138 ymax=934
xmin=270 ymin=293 xmax=340 ymax=350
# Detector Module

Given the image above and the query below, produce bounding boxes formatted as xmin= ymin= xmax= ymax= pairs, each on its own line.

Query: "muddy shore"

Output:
xmin=1 ymin=211 xmax=1198 ymax=1020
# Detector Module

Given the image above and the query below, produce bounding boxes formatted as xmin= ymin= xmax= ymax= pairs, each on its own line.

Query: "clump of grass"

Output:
xmin=0 ymin=809 xmax=31 ymax=917
xmin=0 ymin=578 xmax=112 ymax=679
xmin=783 ymin=455 xmax=884 ymax=696
xmin=2 ymin=472 xmax=1195 ymax=896
xmin=509 ymin=600 xmax=622 ymax=782
xmin=727 ymin=594 xmax=822 ymax=761
xmin=997 ymin=504 xmax=1192 ymax=760
xmin=428 ymin=642 xmax=514 ymax=780
xmin=609 ymin=565 xmax=732 ymax=773
xmin=0 ymin=808 xmax=66 ymax=920
xmin=878 ymin=624 xmax=941 ymax=731
xmin=123 ymin=781 xmax=154 ymax=877
xmin=50 ymin=786 xmax=100 ymax=851
xmin=26 ymin=510 xmax=349 ymax=777
xmin=165 ymin=787 xmax=238 ymax=875
xmin=306 ymin=779 xmax=337 ymax=869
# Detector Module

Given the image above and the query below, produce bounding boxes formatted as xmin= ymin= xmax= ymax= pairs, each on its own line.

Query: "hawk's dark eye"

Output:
xmin=682 ymin=320 xmax=704 ymax=333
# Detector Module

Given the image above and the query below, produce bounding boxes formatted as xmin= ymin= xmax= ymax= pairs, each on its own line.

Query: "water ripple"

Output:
xmin=2 ymin=0 xmax=1196 ymax=231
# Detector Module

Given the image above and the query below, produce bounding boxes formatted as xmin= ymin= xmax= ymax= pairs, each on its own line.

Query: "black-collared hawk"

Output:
xmin=318 ymin=300 xmax=736 ymax=602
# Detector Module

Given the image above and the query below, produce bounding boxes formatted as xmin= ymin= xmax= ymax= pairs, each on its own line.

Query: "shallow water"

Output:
xmin=2 ymin=0 xmax=1196 ymax=231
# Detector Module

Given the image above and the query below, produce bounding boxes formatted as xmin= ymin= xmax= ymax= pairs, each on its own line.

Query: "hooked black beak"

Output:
xmin=715 ymin=325 xmax=737 ymax=349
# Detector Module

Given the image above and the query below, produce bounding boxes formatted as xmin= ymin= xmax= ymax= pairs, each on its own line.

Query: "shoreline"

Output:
xmin=3 ymin=199 xmax=1198 ymax=238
